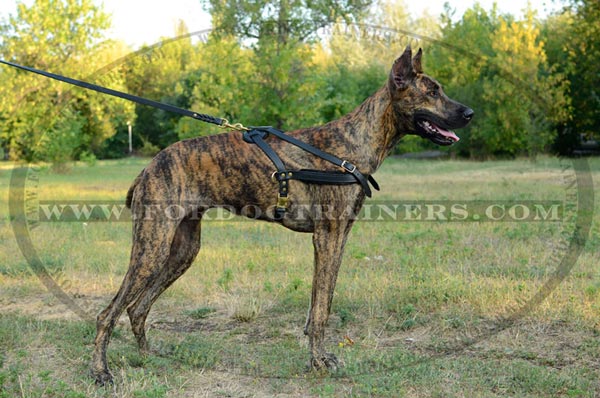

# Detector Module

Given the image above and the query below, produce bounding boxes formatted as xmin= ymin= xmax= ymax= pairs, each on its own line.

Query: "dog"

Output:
xmin=90 ymin=46 xmax=473 ymax=385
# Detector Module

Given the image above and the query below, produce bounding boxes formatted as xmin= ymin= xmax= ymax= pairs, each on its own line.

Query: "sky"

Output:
xmin=0 ymin=0 xmax=563 ymax=49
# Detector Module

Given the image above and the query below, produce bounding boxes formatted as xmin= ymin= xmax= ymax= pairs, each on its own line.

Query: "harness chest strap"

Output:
xmin=243 ymin=128 xmax=380 ymax=219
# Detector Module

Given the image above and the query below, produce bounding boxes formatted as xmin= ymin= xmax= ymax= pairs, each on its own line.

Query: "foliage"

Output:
xmin=121 ymin=21 xmax=202 ymax=149
xmin=544 ymin=0 xmax=600 ymax=154
xmin=196 ymin=0 xmax=375 ymax=131
xmin=317 ymin=59 xmax=385 ymax=122
xmin=173 ymin=35 xmax=327 ymax=136
xmin=248 ymin=38 xmax=326 ymax=129
xmin=203 ymin=0 xmax=373 ymax=43
xmin=426 ymin=5 xmax=570 ymax=158
xmin=568 ymin=0 xmax=600 ymax=140
xmin=138 ymin=136 xmax=161 ymax=157
xmin=0 ymin=0 xmax=134 ymax=165
xmin=33 ymin=108 xmax=86 ymax=171
xmin=175 ymin=36 xmax=257 ymax=139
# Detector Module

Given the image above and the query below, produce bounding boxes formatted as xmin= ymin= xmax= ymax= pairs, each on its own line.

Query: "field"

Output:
xmin=1 ymin=156 xmax=599 ymax=397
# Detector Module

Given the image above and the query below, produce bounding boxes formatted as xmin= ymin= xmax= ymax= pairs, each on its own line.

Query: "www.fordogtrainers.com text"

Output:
xmin=33 ymin=200 xmax=563 ymax=223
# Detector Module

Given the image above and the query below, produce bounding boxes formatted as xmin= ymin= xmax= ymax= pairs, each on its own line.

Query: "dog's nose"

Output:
xmin=463 ymin=108 xmax=474 ymax=121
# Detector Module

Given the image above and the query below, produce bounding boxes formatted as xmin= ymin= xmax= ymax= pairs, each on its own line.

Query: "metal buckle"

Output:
xmin=341 ymin=160 xmax=357 ymax=173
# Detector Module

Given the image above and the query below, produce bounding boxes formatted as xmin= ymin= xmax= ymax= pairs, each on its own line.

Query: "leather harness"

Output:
xmin=242 ymin=126 xmax=379 ymax=219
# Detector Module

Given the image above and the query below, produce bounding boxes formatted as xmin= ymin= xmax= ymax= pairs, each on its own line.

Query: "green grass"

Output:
xmin=1 ymin=156 xmax=599 ymax=397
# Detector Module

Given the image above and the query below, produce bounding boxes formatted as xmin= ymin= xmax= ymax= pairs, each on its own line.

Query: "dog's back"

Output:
xmin=126 ymin=171 xmax=144 ymax=209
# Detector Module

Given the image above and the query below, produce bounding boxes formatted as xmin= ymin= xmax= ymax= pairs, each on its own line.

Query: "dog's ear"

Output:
xmin=412 ymin=48 xmax=423 ymax=74
xmin=389 ymin=46 xmax=416 ymax=92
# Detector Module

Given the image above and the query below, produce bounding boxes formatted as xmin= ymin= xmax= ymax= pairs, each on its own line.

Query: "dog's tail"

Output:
xmin=126 ymin=170 xmax=144 ymax=209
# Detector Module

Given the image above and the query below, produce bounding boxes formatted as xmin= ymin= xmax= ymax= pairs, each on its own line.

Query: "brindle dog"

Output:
xmin=91 ymin=46 xmax=473 ymax=384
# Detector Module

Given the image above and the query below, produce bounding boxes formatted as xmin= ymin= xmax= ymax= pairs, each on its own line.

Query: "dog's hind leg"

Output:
xmin=127 ymin=214 xmax=202 ymax=352
xmin=90 ymin=218 xmax=178 ymax=385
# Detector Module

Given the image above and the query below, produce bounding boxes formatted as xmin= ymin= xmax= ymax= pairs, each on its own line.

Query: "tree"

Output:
xmin=197 ymin=0 xmax=373 ymax=131
xmin=174 ymin=36 xmax=256 ymax=139
xmin=426 ymin=4 xmax=570 ymax=158
xmin=545 ymin=0 xmax=600 ymax=154
xmin=567 ymin=0 xmax=600 ymax=140
xmin=121 ymin=21 xmax=203 ymax=150
xmin=0 ymin=0 xmax=134 ymax=165
xmin=204 ymin=0 xmax=373 ymax=44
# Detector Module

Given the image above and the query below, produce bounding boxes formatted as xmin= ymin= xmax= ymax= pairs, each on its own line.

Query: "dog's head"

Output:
xmin=388 ymin=46 xmax=474 ymax=146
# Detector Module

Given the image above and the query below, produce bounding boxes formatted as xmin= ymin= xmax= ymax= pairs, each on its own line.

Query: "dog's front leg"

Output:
xmin=306 ymin=219 xmax=353 ymax=371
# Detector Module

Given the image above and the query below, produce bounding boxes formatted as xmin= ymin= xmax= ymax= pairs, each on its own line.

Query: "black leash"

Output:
xmin=0 ymin=59 xmax=228 ymax=127
xmin=0 ymin=59 xmax=379 ymax=219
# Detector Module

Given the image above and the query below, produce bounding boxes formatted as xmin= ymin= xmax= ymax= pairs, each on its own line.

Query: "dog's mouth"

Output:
xmin=414 ymin=115 xmax=460 ymax=146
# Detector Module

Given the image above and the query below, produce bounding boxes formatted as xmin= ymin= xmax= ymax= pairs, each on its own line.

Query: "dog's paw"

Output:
xmin=310 ymin=352 xmax=342 ymax=373
xmin=91 ymin=369 xmax=114 ymax=387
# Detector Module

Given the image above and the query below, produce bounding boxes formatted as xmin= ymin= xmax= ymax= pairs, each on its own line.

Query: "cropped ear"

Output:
xmin=388 ymin=46 xmax=416 ymax=92
xmin=412 ymin=48 xmax=423 ymax=74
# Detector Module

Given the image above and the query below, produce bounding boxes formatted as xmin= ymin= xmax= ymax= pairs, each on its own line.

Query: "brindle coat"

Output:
xmin=91 ymin=47 xmax=473 ymax=384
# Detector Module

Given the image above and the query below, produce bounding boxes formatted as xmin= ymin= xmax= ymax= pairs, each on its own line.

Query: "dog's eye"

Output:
xmin=428 ymin=90 xmax=439 ymax=98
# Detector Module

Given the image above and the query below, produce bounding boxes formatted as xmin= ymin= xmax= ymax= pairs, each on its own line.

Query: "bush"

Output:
xmin=139 ymin=138 xmax=161 ymax=157
xmin=33 ymin=112 xmax=85 ymax=172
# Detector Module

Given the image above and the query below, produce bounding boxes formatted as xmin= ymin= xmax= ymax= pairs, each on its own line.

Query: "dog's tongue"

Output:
xmin=434 ymin=124 xmax=460 ymax=142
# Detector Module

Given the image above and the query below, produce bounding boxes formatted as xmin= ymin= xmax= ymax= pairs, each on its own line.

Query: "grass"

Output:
xmin=1 ymin=155 xmax=599 ymax=397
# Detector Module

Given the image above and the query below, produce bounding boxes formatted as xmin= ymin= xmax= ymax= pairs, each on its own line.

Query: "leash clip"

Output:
xmin=220 ymin=118 xmax=250 ymax=131
xmin=273 ymin=194 xmax=289 ymax=220
xmin=276 ymin=194 xmax=289 ymax=209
